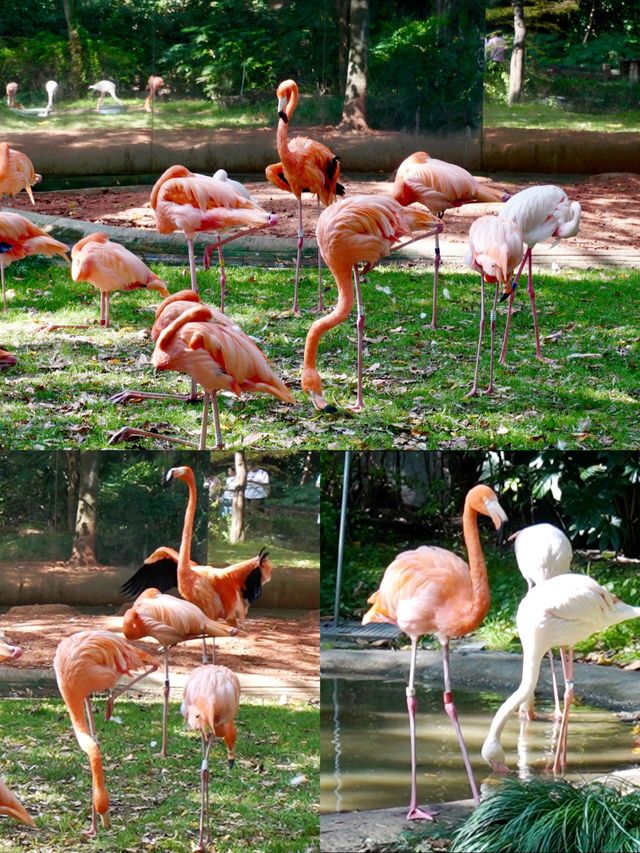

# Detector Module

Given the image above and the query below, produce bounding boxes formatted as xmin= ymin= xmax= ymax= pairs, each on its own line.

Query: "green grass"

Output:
xmin=484 ymin=100 xmax=640 ymax=132
xmin=0 ymin=697 xmax=319 ymax=852
xmin=0 ymin=257 xmax=639 ymax=449
xmin=208 ymin=538 xmax=319 ymax=570
xmin=451 ymin=776 xmax=640 ymax=853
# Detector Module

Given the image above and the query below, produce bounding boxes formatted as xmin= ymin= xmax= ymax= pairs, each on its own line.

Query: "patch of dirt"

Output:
xmin=1 ymin=605 xmax=319 ymax=683
xmin=4 ymin=172 xmax=640 ymax=254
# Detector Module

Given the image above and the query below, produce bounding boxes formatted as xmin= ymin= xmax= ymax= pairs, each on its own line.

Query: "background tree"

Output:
xmin=230 ymin=451 xmax=248 ymax=544
xmin=339 ymin=0 xmax=370 ymax=130
xmin=68 ymin=451 xmax=99 ymax=566
xmin=508 ymin=0 xmax=526 ymax=104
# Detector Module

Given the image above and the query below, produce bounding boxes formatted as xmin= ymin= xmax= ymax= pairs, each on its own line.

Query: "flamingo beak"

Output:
xmin=484 ymin=498 xmax=508 ymax=544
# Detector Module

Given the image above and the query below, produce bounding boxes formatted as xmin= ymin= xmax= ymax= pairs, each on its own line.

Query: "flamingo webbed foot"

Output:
xmin=407 ymin=806 xmax=437 ymax=822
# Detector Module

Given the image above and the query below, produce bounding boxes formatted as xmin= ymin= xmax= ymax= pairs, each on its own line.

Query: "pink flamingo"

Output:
xmin=302 ymin=194 xmax=441 ymax=412
xmin=498 ymin=184 xmax=581 ymax=363
xmin=363 ymin=485 xmax=508 ymax=820
xmin=0 ymin=143 xmax=42 ymax=204
xmin=265 ymin=79 xmax=344 ymax=314
xmin=6 ymin=82 xmax=18 ymax=108
xmin=391 ymin=151 xmax=508 ymax=329
xmin=0 ymin=635 xmax=34 ymax=827
xmin=465 ymin=214 xmax=524 ymax=396
xmin=182 ymin=665 xmax=241 ymax=852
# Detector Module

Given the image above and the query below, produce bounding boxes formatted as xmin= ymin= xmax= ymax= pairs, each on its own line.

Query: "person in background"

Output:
xmin=486 ymin=31 xmax=506 ymax=63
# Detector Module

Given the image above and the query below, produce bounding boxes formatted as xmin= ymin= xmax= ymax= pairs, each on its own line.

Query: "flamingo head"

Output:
xmin=276 ymin=79 xmax=298 ymax=122
xmin=165 ymin=466 xmax=195 ymax=487
xmin=466 ymin=485 xmax=508 ymax=543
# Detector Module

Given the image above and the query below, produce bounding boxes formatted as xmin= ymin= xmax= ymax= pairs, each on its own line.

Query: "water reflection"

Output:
xmin=321 ymin=676 xmax=635 ymax=814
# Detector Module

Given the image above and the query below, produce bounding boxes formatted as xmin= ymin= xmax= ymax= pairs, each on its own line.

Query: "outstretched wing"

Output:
xmin=119 ymin=547 xmax=181 ymax=598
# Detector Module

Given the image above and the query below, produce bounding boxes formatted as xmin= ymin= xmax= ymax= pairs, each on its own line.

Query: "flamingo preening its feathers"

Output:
xmin=0 ymin=143 xmax=42 ymax=204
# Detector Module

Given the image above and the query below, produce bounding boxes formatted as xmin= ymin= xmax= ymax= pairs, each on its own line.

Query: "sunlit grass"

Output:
xmin=484 ymin=100 xmax=640 ymax=132
xmin=0 ymin=257 xmax=638 ymax=449
xmin=0 ymin=697 xmax=319 ymax=853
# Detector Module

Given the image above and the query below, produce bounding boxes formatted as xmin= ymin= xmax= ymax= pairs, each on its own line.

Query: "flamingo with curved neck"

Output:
xmin=362 ymin=484 xmax=508 ymax=820
xmin=265 ymin=78 xmax=344 ymax=313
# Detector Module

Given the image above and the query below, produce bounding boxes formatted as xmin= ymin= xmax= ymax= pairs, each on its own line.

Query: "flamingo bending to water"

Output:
xmin=482 ymin=573 xmax=640 ymax=774
xmin=109 ymin=290 xmax=294 ymax=449
xmin=391 ymin=152 xmax=508 ymax=328
xmin=302 ymin=194 xmax=441 ymax=412
xmin=54 ymin=630 xmax=158 ymax=835
xmin=43 ymin=80 xmax=58 ymax=116
xmin=0 ymin=143 xmax=41 ymax=204
xmin=144 ymin=76 xmax=165 ymax=112
xmin=363 ymin=484 xmax=508 ymax=820
xmin=182 ymin=664 xmax=241 ymax=852
xmin=265 ymin=79 xmax=344 ymax=313
xmin=498 ymin=184 xmax=581 ymax=363
xmin=88 ymin=80 xmax=123 ymax=112
xmin=0 ymin=637 xmax=33 ymax=826
xmin=0 ymin=211 xmax=69 ymax=311
xmin=511 ymin=523 xmax=572 ymax=719
xmin=465 ymin=214 xmax=524 ymax=396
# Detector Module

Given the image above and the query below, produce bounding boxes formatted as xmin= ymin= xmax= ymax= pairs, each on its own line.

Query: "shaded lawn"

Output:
xmin=483 ymin=100 xmax=640 ymax=132
xmin=0 ymin=257 xmax=638 ymax=449
xmin=0 ymin=698 xmax=319 ymax=853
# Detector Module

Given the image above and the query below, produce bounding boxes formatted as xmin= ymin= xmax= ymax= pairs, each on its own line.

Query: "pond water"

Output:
xmin=321 ymin=676 xmax=637 ymax=814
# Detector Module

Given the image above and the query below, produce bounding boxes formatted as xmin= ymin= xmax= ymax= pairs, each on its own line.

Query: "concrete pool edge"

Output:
xmin=321 ymin=649 xmax=640 ymax=712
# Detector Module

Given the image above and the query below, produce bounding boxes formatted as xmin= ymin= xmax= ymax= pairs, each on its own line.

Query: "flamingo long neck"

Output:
xmin=484 ymin=647 xmax=543 ymax=756
xmin=61 ymin=689 xmax=109 ymax=816
xmin=177 ymin=471 xmax=197 ymax=596
xmin=457 ymin=499 xmax=492 ymax=636
xmin=302 ymin=266 xmax=355 ymax=382
xmin=276 ymin=86 xmax=298 ymax=171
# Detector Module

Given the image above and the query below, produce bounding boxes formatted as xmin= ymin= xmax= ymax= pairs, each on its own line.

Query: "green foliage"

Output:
xmin=451 ymin=776 xmax=640 ymax=853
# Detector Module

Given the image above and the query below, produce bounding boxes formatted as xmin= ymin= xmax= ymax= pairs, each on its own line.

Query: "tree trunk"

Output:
xmin=508 ymin=1 xmax=526 ymax=106
xmin=337 ymin=0 xmax=350 ymax=96
xmin=68 ymin=452 xmax=99 ymax=566
xmin=62 ymin=0 xmax=84 ymax=97
xmin=229 ymin=451 xmax=247 ymax=544
xmin=339 ymin=0 xmax=370 ymax=130
xmin=67 ymin=451 xmax=80 ymax=533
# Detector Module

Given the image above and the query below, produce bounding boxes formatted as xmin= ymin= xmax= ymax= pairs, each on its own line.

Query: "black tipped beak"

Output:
xmin=227 ymin=758 xmax=235 ymax=769
xmin=278 ymin=110 xmax=288 ymax=123
xmin=164 ymin=469 xmax=174 ymax=485
xmin=496 ymin=521 xmax=507 ymax=546
xmin=499 ymin=290 xmax=510 ymax=304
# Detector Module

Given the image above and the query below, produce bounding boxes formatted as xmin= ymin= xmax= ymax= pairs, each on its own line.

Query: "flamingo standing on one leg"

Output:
xmin=0 ymin=143 xmax=42 ymax=204
xmin=88 ymin=80 xmax=123 ymax=112
xmin=363 ymin=484 xmax=508 ymax=820
xmin=482 ymin=572 xmax=640 ymax=775
xmin=510 ymin=523 xmax=572 ymax=720
xmin=182 ymin=665 xmax=241 ymax=852
xmin=302 ymin=194 xmax=442 ymax=413
xmin=109 ymin=290 xmax=294 ymax=448
xmin=6 ymin=82 xmax=18 ymax=108
xmin=45 ymin=232 xmax=168 ymax=330
xmin=53 ymin=630 xmax=158 ymax=836
xmin=465 ymin=214 xmax=524 ymax=396
xmin=391 ymin=152 xmax=508 ymax=329
xmin=122 ymin=588 xmax=238 ymax=757
xmin=498 ymin=185 xmax=581 ymax=363
xmin=0 ymin=636 xmax=34 ymax=827
xmin=0 ymin=211 xmax=69 ymax=311
xmin=143 ymin=75 xmax=165 ymax=112
xmin=265 ymin=79 xmax=345 ymax=314
xmin=119 ymin=466 xmax=272 ymax=663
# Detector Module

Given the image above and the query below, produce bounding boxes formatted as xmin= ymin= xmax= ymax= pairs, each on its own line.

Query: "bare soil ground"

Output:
xmin=1 ymin=602 xmax=319 ymax=683
xmin=4 ymin=172 xmax=640 ymax=256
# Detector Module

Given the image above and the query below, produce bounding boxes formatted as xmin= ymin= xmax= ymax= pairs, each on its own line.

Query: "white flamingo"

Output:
xmin=88 ymin=80 xmax=123 ymax=112
xmin=482 ymin=573 xmax=640 ymax=774
xmin=43 ymin=80 xmax=58 ymax=116
xmin=498 ymin=185 xmax=581 ymax=363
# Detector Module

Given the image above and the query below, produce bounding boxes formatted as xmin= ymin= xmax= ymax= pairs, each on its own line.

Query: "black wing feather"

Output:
xmin=119 ymin=557 xmax=179 ymax=599
xmin=243 ymin=566 xmax=264 ymax=604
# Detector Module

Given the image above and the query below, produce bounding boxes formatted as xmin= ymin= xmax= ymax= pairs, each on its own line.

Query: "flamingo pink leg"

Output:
xmin=552 ymin=648 xmax=574 ymax=774
xmin=526 ymin=250 xmax=544 ymax=360
xmin=196 ymin=733 xmax=214 ymax=852
xmin=293 ymin=199 xmax=304 ymax=315
xmin=548 ymin=650 xmax=562 ymax=719
xmin=84 ymin=698 xmax=100 ymax=836
xmin=161 ymin=650 xmax=170 ymax=758
xmin=441 ymin=639 xmax=480 ymax=805
xmin=104 ymin=664 xmax=158 ymax=720
xmin=499 ymin=250 xmax=529 ymax=364
xmin=1 ymin=258 xmax=6 ymax=311
xmin=316 ymin=198 xmax=325 ymax=313
xmin=350 ymin=265 xmax=365 ymax=413
xmin=486 ymin=283 xmax=500 ymax=395
xmin=406 ymin=636 xmax=437 ymax=821
xmin=217 ymin=241 xmax=226 ymax=313
xmin=186 ymin=237 xmax=199 ymax=295
xmin=468 ymin=274 xmax=485 ymax=397
xmin=431 ymin=230 xmax=441 ymax=330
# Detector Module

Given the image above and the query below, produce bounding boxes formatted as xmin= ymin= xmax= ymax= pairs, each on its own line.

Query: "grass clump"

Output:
xmin=451 ymin=776 xmax=640 ymax=853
